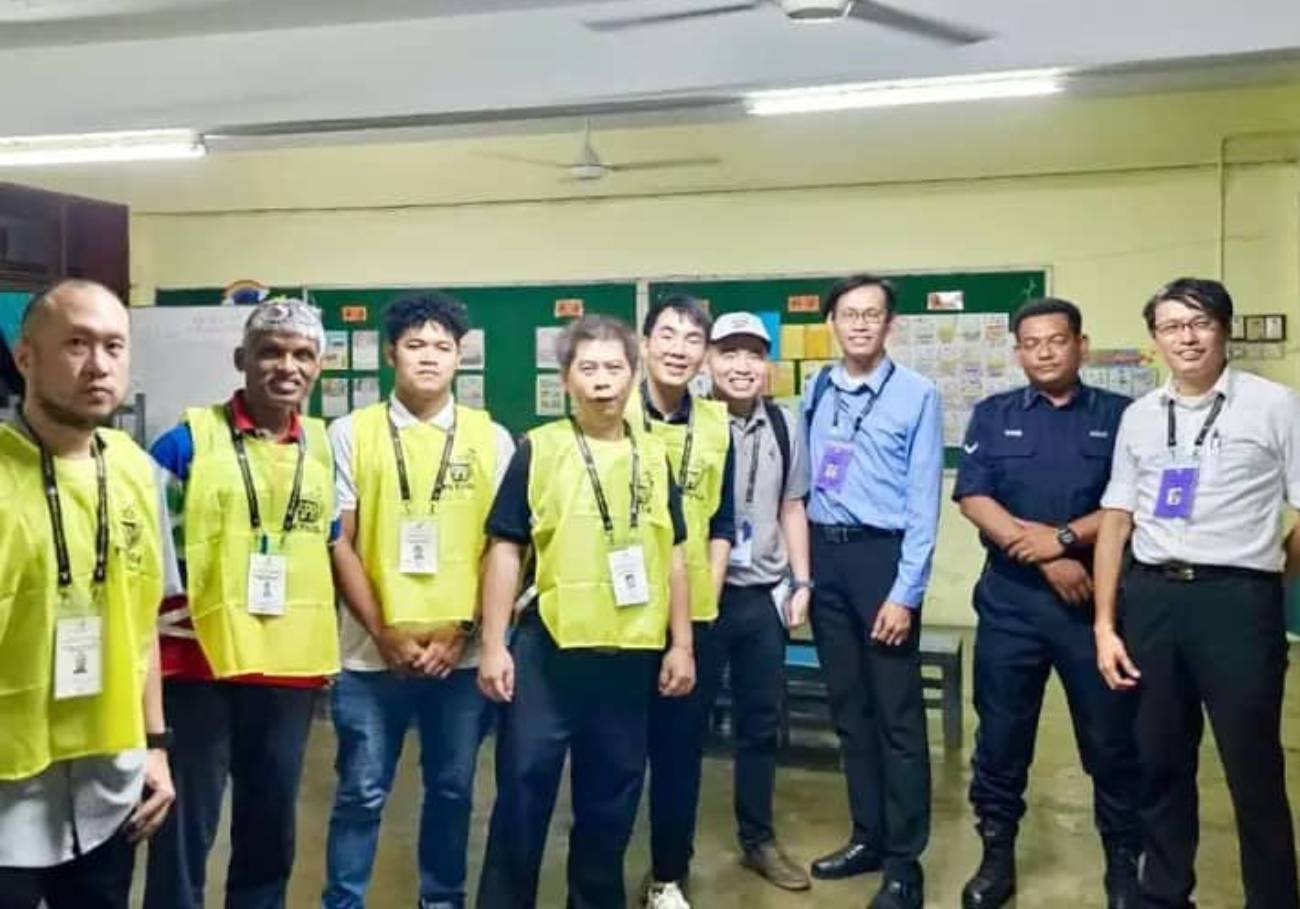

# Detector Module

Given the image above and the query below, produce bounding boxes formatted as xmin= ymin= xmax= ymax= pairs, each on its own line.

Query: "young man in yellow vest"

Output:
xmin=0 ymin=280 xmax=173 ymax=909
xmin=476 ymin=315 xmax=695 ymax=909
xmin=144 ymin=298 xmax=338 ymax=909
xmin=633 ymin=295 xmax=735 ymax=909
xmin=322 ymin=294 xmax=513 ymax=908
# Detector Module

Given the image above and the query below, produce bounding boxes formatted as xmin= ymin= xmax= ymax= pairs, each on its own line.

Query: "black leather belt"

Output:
xmin=1133 ymin=561 xmax=1280 ymax=583
xmin=812 ymin=523 xmax=902 ymax=543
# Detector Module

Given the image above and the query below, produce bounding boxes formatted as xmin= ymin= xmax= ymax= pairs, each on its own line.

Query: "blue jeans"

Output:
xmin=322 ymin=668 xmax=489 ymax=909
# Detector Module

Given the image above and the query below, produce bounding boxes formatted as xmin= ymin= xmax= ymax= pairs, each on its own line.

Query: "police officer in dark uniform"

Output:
xmin=953 ymin=298 xmax=1140 ymax=908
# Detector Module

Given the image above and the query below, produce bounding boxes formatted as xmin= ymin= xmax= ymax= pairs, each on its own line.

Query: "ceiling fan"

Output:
xmin=585 ymin=0 xmax=991 ymax=45
xmin=478 ymin=119 xmax=721 ymax=182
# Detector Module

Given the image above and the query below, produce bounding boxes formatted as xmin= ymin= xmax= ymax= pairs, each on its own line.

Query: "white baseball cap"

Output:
xmin=710 ymin=311 xmax=771 ymax=348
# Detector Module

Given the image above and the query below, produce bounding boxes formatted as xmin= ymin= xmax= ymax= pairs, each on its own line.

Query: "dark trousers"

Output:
xmin=714 ymin=583 xmax=786 ymax=852
xmin=647 ymin=619 xmax=724 ymax=883
xmin=809 ymin=528 xmax=930 ymax=885
xmin=477 ymin=615 xmax=659 ymax=909
xmin=1124 ymin=566 xmax=1299 ymax=909
xmin=0 ymin=825 xmax=135 ymax=909
xmin=144 ymin=679 xmax=318 ymax=909
xmin=969 ymin=568 xmax=1140 ymax=845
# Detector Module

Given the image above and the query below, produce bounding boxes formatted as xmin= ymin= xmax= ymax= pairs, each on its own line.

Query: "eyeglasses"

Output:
xmin=1017 ymin=334 xmax=1073 ymax=353
xmin=835 ymin=308 xmax=889 ymax=327
xmin=1153 ymin=316 xmax=1218 ymax=339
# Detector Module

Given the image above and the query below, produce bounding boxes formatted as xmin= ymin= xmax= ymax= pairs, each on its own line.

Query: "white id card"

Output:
xmin=729 ymin=518 xmax=754 ymax=568
xmin=399 ymin=518 xmax=439 ymax=575
xmin=608 ymin=545 xmax=650 ymax=607
xmin=247 ymin=553 xmax=288 ymax=616
xmin=54 ymin=616 xmax=103 ymax=700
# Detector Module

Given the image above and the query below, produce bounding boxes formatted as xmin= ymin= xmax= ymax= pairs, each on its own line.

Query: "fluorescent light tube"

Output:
xmin=0 ymin=129 xmax=206 ymax=167
xmin=745 ymin=69 xmax=1065 ymax=116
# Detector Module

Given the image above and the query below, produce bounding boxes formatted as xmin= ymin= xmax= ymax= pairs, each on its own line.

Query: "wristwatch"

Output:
xmin=1056 ymin=525 xmax=1080 ymax=550
xmin=791 ymin=578 xmax=815 ymax=592
xmin=146 ymin=728 xmax=173 ymax=751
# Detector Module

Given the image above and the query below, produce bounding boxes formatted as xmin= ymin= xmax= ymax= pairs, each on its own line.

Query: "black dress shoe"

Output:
xmin=810 ymin=842 xmax=883 ymax=880
xmin=1104 ymin=843 xmax=1141 ymax=909
xmin=868 ymin=878 xmax=924 ymax=909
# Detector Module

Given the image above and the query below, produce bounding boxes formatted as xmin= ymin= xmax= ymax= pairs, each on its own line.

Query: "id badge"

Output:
xmin=247 ymin=552 xmax=288 ymax=616
xmin=54 ymin=615 xmax=103 ymax=700
xmin=1154 ymin=466 xmax=1200 ymax=519
xmin=729 ymin=518 xmax=754 ymax=568
xmin=399 ymin=518 xmax=439 ymax=575
xmin=608 ymin=545 xmax=650 ymax=608
xmin=815 ymin=442 xmax=854 ymax=493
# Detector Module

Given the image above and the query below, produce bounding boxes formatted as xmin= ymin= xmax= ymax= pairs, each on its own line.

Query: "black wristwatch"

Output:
xmin=146 ymin=728 xmax=173 ymax=751
xmin=1056 ymin=525 xmax=1080 ymax=550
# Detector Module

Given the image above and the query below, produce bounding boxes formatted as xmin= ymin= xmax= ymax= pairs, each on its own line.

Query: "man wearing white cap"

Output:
xmin=706 ymin=312 xmax=813 ymax=892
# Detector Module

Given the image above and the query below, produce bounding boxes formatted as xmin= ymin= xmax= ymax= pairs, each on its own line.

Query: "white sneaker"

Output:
xmin=646 ymin=881 xmax=692 ymax=909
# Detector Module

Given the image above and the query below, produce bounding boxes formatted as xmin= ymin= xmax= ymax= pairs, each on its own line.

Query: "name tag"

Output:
xmin=609 ymin=545 xmax=650 ymax=608
xmin=54 ymin=616 xmax=103 ymax=700
xmin=399 ymin=518 xmax=439 ymax=575
xmin=247 ymin=553 xmax=288 ymax=616
xmin=815 ymin=442 xmax=854 ymax=493
xmin=1154 ymin=466 xmax=1199 ymax=519
xmin=729 ymin=518 xmax=755 ymax=568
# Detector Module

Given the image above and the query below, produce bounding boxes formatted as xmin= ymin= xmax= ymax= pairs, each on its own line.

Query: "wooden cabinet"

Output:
xmin=0 ymin=183 xmax=128 ymax=299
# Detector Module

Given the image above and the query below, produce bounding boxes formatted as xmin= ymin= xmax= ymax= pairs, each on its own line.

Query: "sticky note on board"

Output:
xmin=770 ymin=361 xmax=797 ymax=398
xmin=779 ymin=324 xmax=805 ymax=360
xmin=804 ymin=324 xmax=833 ymax=359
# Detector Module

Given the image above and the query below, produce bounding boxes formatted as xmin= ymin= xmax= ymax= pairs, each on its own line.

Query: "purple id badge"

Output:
xmin=1154 ymin=466 xmax=1199 ymax=519
xmin=816 ymin=442 xmax=854 ymax=493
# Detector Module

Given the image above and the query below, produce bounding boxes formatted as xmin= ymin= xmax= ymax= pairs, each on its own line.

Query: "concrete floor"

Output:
xmin=138 ymin=635 xmax=1300 ymax=907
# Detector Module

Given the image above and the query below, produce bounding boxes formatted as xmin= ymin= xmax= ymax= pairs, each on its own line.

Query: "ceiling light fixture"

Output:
xmin=745 ymin=68 xmax=1065 ymax=116
xmin=0 ymin=128 xmax=206 ymax=167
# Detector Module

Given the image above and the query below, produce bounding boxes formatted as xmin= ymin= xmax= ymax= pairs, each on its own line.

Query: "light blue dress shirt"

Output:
xmin=802 ymin=357 xmax=944 ymax=609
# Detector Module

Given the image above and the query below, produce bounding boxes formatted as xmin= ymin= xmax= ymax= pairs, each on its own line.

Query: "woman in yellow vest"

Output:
xmin=0 ymin=280 xmax=172 ymax=908
xmin=322 ymin=293 xmax=514 ymax=908
xmin=143 ymin=298 xmax=337 ymax=909
xmin=476 ymin=315 xmax=694 ymax=909
xmin=634 ymin=295 xmax=735 ymax=909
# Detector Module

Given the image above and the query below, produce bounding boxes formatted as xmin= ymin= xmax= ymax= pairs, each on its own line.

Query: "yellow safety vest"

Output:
xmin=527 ymin=419 xmax=674 ymax=650
xmin=182 ymin=405 xmax=338 ymax=678
xmin=353 ymin=402 xmax=497 ymax=628
xmin=628 ymin=388 xmax=729 ymax=621
xmin=0 ymin=425 xmax=163 ymax=781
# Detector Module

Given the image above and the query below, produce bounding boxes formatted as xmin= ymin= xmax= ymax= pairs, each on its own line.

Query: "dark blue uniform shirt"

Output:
xmin=954 ymin=384 xmax=1131 ymax=585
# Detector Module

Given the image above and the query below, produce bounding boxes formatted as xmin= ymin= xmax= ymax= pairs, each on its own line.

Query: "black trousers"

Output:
xmin=646 ymin=619 xmax=724 ymax=883
xmin=969 ymin=567 xmax=1140 ymax=845
xmin=477 ymin=615 xmax=659 ymax=909
xmin=714 ymin=583 xmax=787 ymax=852
xmin=0 ymin=825 xmax=135 ymax=909
xmin=809 ymin=528 xmax=930 ymax=885
xmin=1125 ymin=565 xmax=1299 ymax=909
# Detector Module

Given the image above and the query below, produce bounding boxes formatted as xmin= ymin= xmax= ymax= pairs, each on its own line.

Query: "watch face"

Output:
xmin=1058 ymin=528 xmax=1078 ymax=546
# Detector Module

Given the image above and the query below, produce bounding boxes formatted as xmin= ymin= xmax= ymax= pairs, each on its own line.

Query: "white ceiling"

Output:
xmin=0 ymin=0 xmax=1298 ymax=141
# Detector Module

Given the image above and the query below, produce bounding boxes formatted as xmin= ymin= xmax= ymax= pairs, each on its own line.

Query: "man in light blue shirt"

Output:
xmin=801 ymin=274 xmax=943 ymax=909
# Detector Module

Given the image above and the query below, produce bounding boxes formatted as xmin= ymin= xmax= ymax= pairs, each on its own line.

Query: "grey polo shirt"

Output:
xmin=725 ymin=400 xmax=810 ymax=587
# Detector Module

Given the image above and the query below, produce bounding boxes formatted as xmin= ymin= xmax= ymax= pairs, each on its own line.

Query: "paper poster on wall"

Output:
xmin=787 ymin=294 xmax=819 ymax=314
xmin=351 ymin=330 xmax=379 ymax=370
xmin=461 ymin=329 xmax=486 ymax=370
xmin=554 ymin=298 xmax=584 ymax=318
xmin=321 ymin=378 xmax=349 ymax=418
xmin=927 ymin=291 xmax=965 ymax=312
xmin=352 ymin=376 xmax=381 ymax=409
xmin=455 ymin=374 xmax=485 ymax=409
xmin=536 ymin=327 xmax=562 ymax=370
xmin=322 ymin=332 xmax=349 ymax=371
xmin=341 ymin=305 xmax=368 ymax=323
xmin=769 ymin=361 xmax=797 ymax=398
xmin=536 ymin=373 xmax=566 ymax=416
xmin=780 ymin=324 xmax=805 ymax=360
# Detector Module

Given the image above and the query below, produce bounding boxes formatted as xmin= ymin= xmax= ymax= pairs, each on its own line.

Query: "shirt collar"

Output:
xmin=1021 ymin=382 xmax=1092 ymax=411
xmin=388 ymin=393 xmax=455 ymax=430
xmin=641 ymin=379 xmax=693 ymax=424
xmin=726 ymin=398 xmax=767 ymax=432
xmin=1158 ymin=366 xmax=1233 ymax=407
xmin=831 ymin=356 xmax=894 ymax=395
xmin=228 ymin=390 xmax=303 ymax=442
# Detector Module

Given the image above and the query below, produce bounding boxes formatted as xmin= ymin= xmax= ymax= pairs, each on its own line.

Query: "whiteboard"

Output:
xmin=130 ymin=306 xmax=249 ymax=445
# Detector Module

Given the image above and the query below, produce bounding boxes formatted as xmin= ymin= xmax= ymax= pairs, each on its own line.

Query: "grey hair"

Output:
xmin=242 ymin=296 xmax=326 ymax=353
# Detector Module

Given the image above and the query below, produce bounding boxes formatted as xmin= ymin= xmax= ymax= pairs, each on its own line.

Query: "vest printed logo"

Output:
xmin=294 ymin=497 xmax=325 ymax=532
xmin=638 ymin=470 xmax=657 ymax=505
xmin=682 ymin=466 xmax=704 ymax=497
xmin=117 ymin=503 xmax=145 ymax=569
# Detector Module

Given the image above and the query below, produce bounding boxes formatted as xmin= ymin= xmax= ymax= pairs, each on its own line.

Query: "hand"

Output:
xmin=478 ymin=645 xmax=515 ymax=703
xmin=1095 ymin=626 xmax=1141 ymax=690
xmin=128 ymin=749 xmax=175 ymax=843
xmin=870 ymin=601 xmax=913 ymax=647
xmin=412 ymin=626 xmax=467 ymax=679
xmin=1006 ymin=521 xmax=1066 ymax=564
xmin=1040 ymin=558 xmax=1093 ymax=606
xmin=374 ymin=627 xmax=423 ymax=674
xmin=659 ymin=646 xmax=696 ymax=697
xmin=785 ymin=587 xmax=811 ymax=630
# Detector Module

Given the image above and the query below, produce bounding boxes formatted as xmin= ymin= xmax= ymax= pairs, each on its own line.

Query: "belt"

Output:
xmin=1133 ymin=561 xmax=1280 ymax=583
xmin=812 ymin=523 xmax=902 ymax=543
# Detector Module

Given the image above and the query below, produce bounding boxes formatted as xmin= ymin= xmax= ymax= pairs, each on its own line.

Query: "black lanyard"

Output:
xmin=831 ymin=362 xmax=897 ymax=436
xmin=1166 ymin=392 xmax=1226 ymax=458
xmin=570 ymin=417 xmax=640 ymax=543
xmin=642 ymin=387 xmax=695 ymax=486
xmin=24 ymin=420 xmax=108 ymax=590
xmin=225 ymin=405 xmax=307 ymax=537
xmin=387 ymin=409 xmax=457 ymax=512
xmin=739 ymin=421 xmax=763 ymax=510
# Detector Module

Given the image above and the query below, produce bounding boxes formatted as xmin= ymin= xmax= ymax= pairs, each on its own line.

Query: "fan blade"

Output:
xmin=476 ymin=150 xmax=571 ymax=169
xmin=606 ymin=156 xmax=722 ymax=172
xmin=846 ymin=1 xmax=991 ymax=45
xmin=585 ymin=2 xmax=760 ymax=32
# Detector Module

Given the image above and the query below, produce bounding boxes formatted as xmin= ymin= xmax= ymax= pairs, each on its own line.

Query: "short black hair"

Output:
xmin=643 ymin=294 xmax=711 ymax=338
xmin=557 ymin=315 xmax=639 ymax=373
xmin=1011 ymin=297 xmax=1083 ymax=338
xmin=383 ymin=292 xmax=471 ymax=346
xmin=822 ymin=274 xmax=897 ymax=319
xmin=1143 ymin=278 xmax=1233 ymax=332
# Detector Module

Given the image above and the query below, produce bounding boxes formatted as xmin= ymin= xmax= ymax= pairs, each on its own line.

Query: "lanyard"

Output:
xmin=740 ymin=422 xmax=763 ymax=510
xmin=1166 ymin=392 xmax=1225 ymax=458
xmin=642 ymin=388 xmax=695 ymax=486
xmin=25 ymin=419 xmax=108 ymax=589
xmin=831 ymin=361 xmax=897 ymax=437
xmin=570 ymin=417 xmax=640 ymax=544
xmin=225 ymin=405 xmax=307 ymax=539
xmin=387 ymin=409 xmax=457 ymax=512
